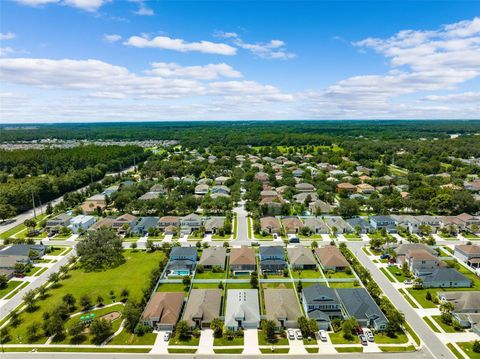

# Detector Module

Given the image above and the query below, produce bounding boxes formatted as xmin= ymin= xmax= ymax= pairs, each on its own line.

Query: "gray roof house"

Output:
xmin=324 ymin=217 xmax=352 ymax=234
xmin=180 ymin=213 xmax=203 ymax=233
xmin=0 ymin=255 xmax=31 ymax=269
xmin=287 ymin=246 xmax=317 ymax=269
xmin=0 ymin=244 xmax=45 ymax=258
xmin=336 ymin=288 xmax=389 ymax=330
xmin=346 ymin=217 xmax=372 ymax=234
xmin=165 ymin=247 xmax=197 ymax=277
xmin=133 ymin=217 xmax=159 ymax=235
xmin=225 ymin=289 xmax=260 ymax=331
xmin=199 ymin=247 xmax=227 ymax=270
xmin=182 ymin=289 xmax=222 ymax=328
xmin=46 ymin=213 xmax=72 ymax=230
xmin=418 ymin=268 xmax=472 ymax=288
xmin=303 ymin=217 xmax=329 ymax=234
xmin=204 ymin=217 xmax=225 ymax=234
xmin=369 ymin=216 xmax=397 ymax=233
xmin=259 ymin=246 xmax=286 ymax=274
xmin=301 ymin=284 xmax=342 ymax=330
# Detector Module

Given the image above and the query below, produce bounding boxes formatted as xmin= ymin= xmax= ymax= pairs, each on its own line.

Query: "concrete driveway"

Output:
xmin=150 ymin=331 xmax=170 ymax=354
xmin=243 ymin=329 xmax=261 ymax=354
xmin=287 ymin=330 xmax=307 ymax=354
xmin=198 ymin=329 xmax=215 ymax=354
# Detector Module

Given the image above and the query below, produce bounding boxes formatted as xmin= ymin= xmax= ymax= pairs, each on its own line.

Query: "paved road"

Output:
xmin=346 ymin=241 xmax=455 ymax=359
xmin=0 ymin=348 xmax=434 ymax=358
xmin=233 ymin=199 xmax=249 ymax=241
xmin=0 ymin=247 xmax=76 ymax=321
xmin=0 ymin=166 xmax=137 ymax=236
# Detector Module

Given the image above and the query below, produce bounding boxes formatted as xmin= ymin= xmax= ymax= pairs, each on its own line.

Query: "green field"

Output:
xmin=423 ymin=316 xmax=440 ymax=333
xmin=3 ymin=251 xmax=165 ymax=344
xmin=0 ymin=280 xmax=23 ymax=299
xmin=458 ymin=342 xmax=480 ymax=358
xmin=432 ymin=315 xmax=461 ymax=333
xmin=374 ymin=331 xmax=409 ymax=344
xmin=291 ymin=269 xmax=322 ymax=279
xmin=329 ymin=330 xmax=360 ymax=344
xmin=195 ymin=271 xmax=226 ymax=279
xmin=108 ymin=329 xmax=157 ymax=345
xmin=213 ymin=335 xmax=244 ymax=346
xmin=335 ymin=347 xmax=363 ymax=353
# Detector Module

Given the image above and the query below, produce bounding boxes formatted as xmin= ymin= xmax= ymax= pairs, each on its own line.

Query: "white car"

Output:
xmin=318 ymin=330 xmax=328 ymax=341
xmin=287 ymin=329 xmax=295 ymax=340
xmin=295 ymin=330 xmax=303 ymax=340
xmin=164 ymin=332 xmax=171 ymax=341
xmin=404 ymin=279 xmax=413 ymax=285
xmin=365 ymin=330 xmax=374 ymax=342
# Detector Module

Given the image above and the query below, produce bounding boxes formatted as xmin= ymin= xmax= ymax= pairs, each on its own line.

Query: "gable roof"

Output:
xmin=225 ymin=289 xmax=260 ymax=328
xmin=141 ymin=292 xmax=184 ymax=324
xmin=287 ymin=246 xmax=317 ymax=266
xmin=264 ymin=288 xmax=302 ymax=326
xmin=419 ymin=268 xmax=471 ymax=284
xmin=260 ymin=217 xmax=281 ymax=229
xmin=199 ymin=247 xmax=227 ymax=267
xmin=230 ymin=246 xmax=256 ymax=266
xmin=315 ymin=246 xmax=349 ymax=268
xmin=182 ymin=289 xmax=222 ymax=326
xmin=455 ymin=244 xmax=480 ymax=255
xmin=336 ymin=288 xmax=388 ymax=325
xmin=302 ymin=284 xmax=339 ymax=305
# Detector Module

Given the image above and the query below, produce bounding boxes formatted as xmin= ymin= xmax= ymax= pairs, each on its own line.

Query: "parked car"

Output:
xmin=359 ymin=334 xmax=368 ymax=345
xmin=273 ymin=233 xmax=278 ymax=239
xmin=404 ymin=279 xmax=413 ymax=285
xmin=356 ymin=326 xmax=364 ymax=334
xmin=288 ymin=329 xmax=295 ymax=340
xmin=295 ymin=330 xmax=303 ymax=340
xmin=289 ymin=236 xmax=300 ymax=243
xmin=164 ymin=332 xmax=171 ymax=341
xmin=318 ymin=330 xmax=328 ymax=342
xmin=380 ymin=254 xmax=390 ymax=259
xmin=365 ymin=330 xmax=374 ymax=342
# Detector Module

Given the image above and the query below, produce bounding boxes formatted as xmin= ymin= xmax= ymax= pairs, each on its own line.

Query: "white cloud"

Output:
xmin=14 ymin=0 xmax=108 ymax=11
xmin=130 ymin=0 xmax=154 ymax=16
xmin=147 ymin=62 xmax=242 ymax=80
xmin=0 ymin=32 xmax=16 ymax=41
xmin=124 ymin=35 xmax=236 ymax=55
xmin=0 ymin=47 xmax=16 ymax=57
xmin=103 ymin=34 xmax=122 ymax=43
xmin=421 ymin=92 xmax=480 ymax=103
xmin=216 ymin=31 xmax=295 ymax=59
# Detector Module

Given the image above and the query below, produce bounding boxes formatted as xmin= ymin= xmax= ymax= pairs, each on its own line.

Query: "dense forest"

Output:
xmin=1 ymin=120 xmax=480 ymax=146
xmin=0 ymin=145 xmax=147 ymax=216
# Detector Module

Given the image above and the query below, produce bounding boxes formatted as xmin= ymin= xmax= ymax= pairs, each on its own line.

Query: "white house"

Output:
xmin=68 ymin=215 xmax=96 ymax=233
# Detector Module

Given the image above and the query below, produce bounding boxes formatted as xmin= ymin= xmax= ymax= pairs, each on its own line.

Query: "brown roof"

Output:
xmin=336 ymin=183 xmax=356 ymax=190
xmin=142 ymin=292 xmax=184 ymax=324
xmin=115 ymin=213 xmax=137 ymax=222
xmin=89 ymin=217 xmax=115 ymax=231
xmin=315 ymin=246 xmax=349 ymax=268
xmin=281 ymin=217 xmax=303 ymax=229
xmin=260 ymin=217 xmax=281 ymax=230
xmin=230 ymin=246 xmax=256 ymax=266
xmin=159 ymin=216 xmax=180 ymax=223
xmin=456 ymin=244 xmax=480 ymax=255
xmin=406 ymin=249 xmax=438 ymax=261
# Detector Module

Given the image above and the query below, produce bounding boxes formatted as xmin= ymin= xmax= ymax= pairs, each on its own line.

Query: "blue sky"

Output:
xmin=0 ymin=0 xmax=479 ymax=122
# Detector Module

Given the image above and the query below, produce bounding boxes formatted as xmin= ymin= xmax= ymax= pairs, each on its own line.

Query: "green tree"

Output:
xmin=80 ymin=294 xmax=92 ymax=309
xmin=76 ymin=228 xmax=124 ymax=271
xmin=123 ymin=301 xmax=142 ymax=333
xmin=90 ymin=318 xmax=113 ymax=344
xmin=342 ymin=317 xmax=358 ymax=340
xmin=26 ymin=321 xmax=41 ymax=342
xmin=62 ymin=293 xmax=76 ymax=311
xmin=210 ymin=318 xmax=223 ymax=338
xmin=261 ymin=320 xmax=276 ymax=341
xmin=176 ymin=320 xmax=190 ymax=339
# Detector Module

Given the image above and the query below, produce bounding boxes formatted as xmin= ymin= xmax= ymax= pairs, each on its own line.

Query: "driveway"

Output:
xmin=198 ymin=329 xmax=214 ymax=354
xmin=150 ymin=331 xmax=169 ymax=354
xmin=243 ymin=329 xmax=261 ymax=354
xmin=287 ymin=331 xmax=306 ymax=354
xmin=317 ymin=333 xmax=336 ymax=354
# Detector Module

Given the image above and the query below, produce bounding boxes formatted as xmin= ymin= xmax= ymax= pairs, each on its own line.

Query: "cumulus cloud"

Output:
xmin=421 ymin=92 xmax=480 ymax=103
xmin=146 ymin=62 xmax=242 ymax=80
xmin=216 ymin=31 xmax=295 ymax=59
xmin=14 ymin=0 xmax=109 ymax=11
xmin=103 ymin=34 xmax=122 ymax=43
xmin=124 ymin=34 xmax=236 ymax=55
xmin=0 ymin=32 xmax=16 ymax=41
xmin=130 ymin=0 xmax=154 ymax=16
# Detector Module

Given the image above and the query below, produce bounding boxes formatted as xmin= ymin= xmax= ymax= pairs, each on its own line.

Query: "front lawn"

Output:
xmin=258 ymin=331 xmax=288 ymax=345
xmin=374 ymin=331 xmax=408 ymax=344
xmin=407 ymin=289 xmax=437 ymax=309
xmin=108 ymin=330 xmax=156 ymax=345
xmin=169 ymin=334 xmax=200 ymax=346
xmin=423 ymin=316 xmax=440 ymax=333
xmin=213 ymin=335 xmax=244 ymax=346
xmin=329 ymin=330 xmax=360 ymax=344
xmin=3 ymin=250 xmax=166 ymax=344
xmin=432 ymin=315 xmax=462 ymax=333
xmin=0 ymin=280 xmax=22 ymax=299
xmin=458 ymin=342 xmax=480 ymax=358
xmin=47 ymin=246 xmax=68 ymax=256
xmin=386 ymin=266 xmax=410 ymax=283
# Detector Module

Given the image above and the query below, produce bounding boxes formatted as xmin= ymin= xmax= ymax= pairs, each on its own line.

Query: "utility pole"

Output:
xmin=31 ymin=190 xmax=37 ymax=218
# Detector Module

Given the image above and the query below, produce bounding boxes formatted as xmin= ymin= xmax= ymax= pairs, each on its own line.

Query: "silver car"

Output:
xmin=287 ymin=329 xmax=295 ymax=340
xmin=318 ymin=330 xmax=328 ymax=341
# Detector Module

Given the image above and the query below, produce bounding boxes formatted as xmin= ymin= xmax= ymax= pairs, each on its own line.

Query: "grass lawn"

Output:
xmin=344 ymin=233 xmax=361 ymax=239
xmin=34 ymin=267 xmax=48 ymax=277
xmin=226 ymin=282 xmax=252 ymax=290
xmin=169 ymin=334 xmax=200 ymax=346
xmin=458 ymin=342 xmax=480 ymax=358
xmin=399 ymin=288 xmax=419 ymax=309
xmin=156 ymin=283 xmax=188 ymax=293
xmin=213 ymin=335 xmax=244 ymax=346
xmin=374 ymin=331 xmax=409 ymax=344
xmin=214 ymin=349 xmax=243 ymax=353
xmin=258 ymin=331 xmax=288 ymax=345
xmin=38 ymin=348 xmax=150 ymax=353
xmin=379 ymin=345 xmax=415 ymax=352
xmin=291 ymin=269 xmax=322 ymax=279
xmin=0 ymin=224 xmax=27 ymax=239
xmin=195 ymin=271 xmax=226 ymax=279
xmin=447 ymin=343 xmax=464 ymax=359
xmin=191 ymin=283 xmax=221 ymax=289
xmin=404 ymin=322 xmax=420 ymax=346
xmin=386 ymin=266 xmax=410 ymax=283
xmin=108 ymin=329 xmax=156 ymax=345
xmin=306 ymin=347 xmax=319 ymax=353
xmin=324 ymin=270 xmax=355 ymax=279
xmin=3 ymin=251 xmax=165 ymax=344
xmin=432 ymin=315 xmax=461 ymax=333
xmin=328 ymin=282 xmax=357 ymax=288
xmin=212 ymin=234 xmax=231 ymax=240
xmin=5 ymin=281 xmax=29 ymax=299
xmin=423 ymin=317 xmax=440 ymax=333
xmin=168 ymin=348 xmax=197 ymax=353
xmin=407 ymin=289 xmax=437 ymax=308
xmin=329 ymin=330 xmax=359 ymax=344
xmin=380 ymin=268 xmax=396 ymax=283
xmin=0 ymin=280 xmax=23 ymax=299
xmin=260 ymin=348 xmax=289 ymax=353
xmin=47 ymin=246 xmax=68 ymax=256
xmin=335 ymin=347 xmax=363 ymax=353
xmin=25 ymin=266 xmax=42 ymax=276
xmin=362 ymin=247 xmax=372 ymax=256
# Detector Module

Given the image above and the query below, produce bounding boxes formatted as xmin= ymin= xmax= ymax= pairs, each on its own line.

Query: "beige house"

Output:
xmin=264 ymin=288 xmax=302 ymax=330
xmin=141 ymin=292 xmax=184 ymax=330
xmin=315 ymin=246 xmax=349 ymax=271
xmin=182 ymin=289 xmax=222 ymax=328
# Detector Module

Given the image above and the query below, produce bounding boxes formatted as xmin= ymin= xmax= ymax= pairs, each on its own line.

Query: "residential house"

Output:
xmin=417 ymin=215 xmax=442 ymax=232
xmin=394 ymin=243 xmax=437 ymax=265
xmin=301 ymin=284 xmax=342 ymax=330
xmin=260 ymin=198 xmax=283 ymax=215
xmin=199 ymin=247 xmax=227 ymax=270
xmin=259 ymin=246 xmax=286 ymax=274
xmin=103 ymin=185 xmax=119 ymax=197
xmin=315 ymin=246 xmax=349 ymax=271
xmin=138 ymin=192 xmax=160 ymax=201
xmin=336 ymin=183 xmax=356 ymax=193
xmin=336 ymin=288 xmax=389 ymax=330
xmin=437 ymin=291 xmax=480 ymax=329
xmin=295 ymin=183 xmax=315 ymax=192
xmin=287 ymin=246 xmax=317 ymax=269
xmin=88 ymin=217 xmax=115 ymax=231
xmin=81 ymin=194 xmax=106 ymax=214
xmin=292 ymin=169 xmax=304 ymax=178
xmin=180 ymin=213 xmax=203 ymax=234
xmin=260 ymin=190 xmax=279 ymax=200
xmin=260 ymin=217 xmax=281 ymax=234
xmin=212 ymin=185 xmax=231 ymax=195
xmin=391 ymin=215 xmax=421 ymax=234
xmin=229 ymin=246 xmax=256 ymax=275
xmin=158 ymin=216 xmax=180 ymax=233
xmin=405 ymin=249 xmax=442 ymax=275
xmin=282 ymin=217 xmax=303 ymax=234
xmin=133 ymin=217 xmax=159 ymax=236
xmin=182 ymin=289 xmax=222 ymax=328
xmin=324 ymin=216 xmax=351 ymax=234
xmin=141 ymin=292 xmax=184 ymax=330
xmin=68 ymin=215 xmax=96 ymax=234
xmin=0 ymin=255 xmax=31 ymax=270
xmin=418 ymin=268 xmax=472 ymax=288
xmin=294 ymin=192 xmax=318 ymax=204
xmin=215 ymin=176 xmax=230 ymax=185
xmin=264 ymin=288 xmax=302 ymax=330
xmin=346 ymin=217 xmax=372 ymax=234
xmin=309 ymin=200 xmax=335 ymax=214
xmin=225 ymin=289 xmax=260 ymax=331
xmin=149 ymin=184 xmax=166 ymax=194
xmin=254 ymin=172 xmax=269 ymax=182
xmin=204 ymin=217 xmax=225 ymax=234
xmin=369 ymin=215 xmax=397 ymax=233
xmin=0 ymin=244 xmax=45 ymax=258
xmin=112 ymin=214 xmax=138 ymax=235
xmin=165 ymin=247 xmax=197 ymax=276
xmin=455 ymin=244 xmax=480 ymax=268
xmin=45 ymin=213 xmax=72 ymax=231
xmin=356 ymin=183 xmax=375 ymax=194
xmin=303 ymin=217 xmax=329 ymax=234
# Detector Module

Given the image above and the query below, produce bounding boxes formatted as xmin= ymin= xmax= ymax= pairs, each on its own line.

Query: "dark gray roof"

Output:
xmin=170 ymin=246 xmax=197 ymax=259
xmin=133 ymin=217 xmax=159 ymax=231
xmin=336 ymin=288 xmax=388 ymax=325
xmin=346 ymin=217 xmax=371 ymax=230
xmin=303 ymin=284 xmax=340 ymax=306
xmin=419 ymin=268 xmax=472 ymax=284
xmin=0 ymin=244 xmax=45 ymax=257
xmin=259 ymin=246 xmax=284 ymax=258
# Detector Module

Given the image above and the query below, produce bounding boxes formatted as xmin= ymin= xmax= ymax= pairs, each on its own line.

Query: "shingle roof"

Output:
xmin=230 ymin=246 xmax=256 ymax=266
xmin=199 ymin=247 xmax=227 ymax=267
xmin=287 ymin=246 xmax=317 ymax=266
xmin=182 ymin=289 xmax=222 ymax=327
xmin=336 ymin=288 xmax=388 ymax=326
xmin=315 ymin=246 xmax=349 ymax=268
xmin=264 ymin=288 xmax=301 ymax=326
xmin=141 ymin=292 xmax=184 ymax=324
